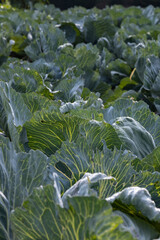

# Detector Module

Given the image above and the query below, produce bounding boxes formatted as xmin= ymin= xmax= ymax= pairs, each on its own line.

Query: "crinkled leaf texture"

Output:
xmin=25 ymin=25 xmax=67 ymax=61
xmin=103 ymin=98 xmax=160 ymax=147
xmin=106 ymin=187 xmax=160 ymax=240
xmin=49 ymin=138 xmax=135 ymax=194
xmin=22 ymin=109 xmax=121 ymax=156
xmin=11 ymin=173 xmax=135 ymax=240
xmin=2 ymin=4 xmax=160 ymax=240
xmin=62 ymin=172 xmax=116 ymax=207
xmin=0 ymin=135 xmax=51 ymax=239
xmin=49 ymin=136 xmax=160 ymax=205
xmin=11 ymin=173 xmax=160 ymax=240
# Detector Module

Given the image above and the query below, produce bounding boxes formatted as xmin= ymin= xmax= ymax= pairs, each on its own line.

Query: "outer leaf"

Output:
xmin=106 ymin=187 xmax=160 ymax=230
xmin=22 ymin=92 xmax=57 ymax=114
xmin=115 ymin=210 xmax=159 ymax=240
xmin=104 ymin=59 xmax=131 ymax=85
xmin=53 ymin=43 xmax=75 ymax=76
xmin=113 ymin=116 xmax=155 ymax=159
xmin=60 ymin=22 xmax=82 ymax=44
xmin=132 ymin=171 xmax=160 ymax=208
xmin=79 ymin=119 xmax=122 ymax=151
xmin=11 ymin=67 xmax=43 ymax=93
xmin=132 ymin=146 xmax=160 ymax=173
xmin=49 ymin=137 xmax=160 ymax=207
xmin=94 ymin=147 xmax=160 ymax=206
xmin=93 ymin=145 xmax=136 ymax=198
xmin=136 ymin=56 xmax=160 ymax=98
xmin=83 ymin=15 xmax=116 ymax=44
xmin=62 ymin=172 xmax=115 ymax=206
xmin=106 ymin=187 xmax=160 ymax=239
xmin=49 ymin=138 xmax=135 ymax=195
xmin=0 ymin=81 xmax=32 ymax=127
xmin=0 ymin=135 xmax=51 ymax=239
xmin=22 ymin=110 xmax=82 ymax=156
xmin=11 ymin=185 xmax=134 ymax=240
xmin=54 ymin=74 xmax=84 ymax=102
xmin=103 ymin=98 xmax=160 ymax=146
xmin=49 ymin=138 xmax=92 ymax=190
xmin=11 ymin=185 xmax=62 ymax=240
xmin=59 ymin=95 xmax=103 ymax=115
xmin=0 ymin=81 xmax=32 ymax=150
xmin=31 ymin=57 xmax=62 ymax=82
xmin=23 ymin=109 xmax=121 ymax=156
xmin=25 ymin=25 xmax=67 ymax=61
xmin=74 ymin=43 xmax=99 ymax=70
xmin=60 ymin=197 xmax=135 ymax=240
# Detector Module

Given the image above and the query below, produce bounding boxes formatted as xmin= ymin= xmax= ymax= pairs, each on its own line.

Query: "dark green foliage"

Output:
xmin=1 ymin=2 xmax=160 ymax=239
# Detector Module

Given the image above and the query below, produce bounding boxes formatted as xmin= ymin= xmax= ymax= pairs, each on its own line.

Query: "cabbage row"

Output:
xmin=1 ymin=2 xmax=160 ymax=239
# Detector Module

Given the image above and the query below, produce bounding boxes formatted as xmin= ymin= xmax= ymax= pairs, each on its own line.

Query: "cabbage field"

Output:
xmin=1 ymin=2 xmax=160 ymax=239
